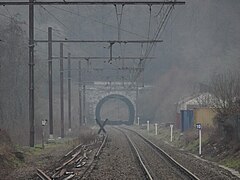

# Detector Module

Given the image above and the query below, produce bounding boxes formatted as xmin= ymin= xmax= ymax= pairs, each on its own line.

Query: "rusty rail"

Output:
xmin=36 ymin=168 xmax=51 ymax=180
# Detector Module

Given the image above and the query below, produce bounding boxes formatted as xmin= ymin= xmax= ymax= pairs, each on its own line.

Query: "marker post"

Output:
xmin=196 ymin=123 xmax=202 ymax=155
xmin=147 ymin=121 xmax=149 ymax=132
xmin=170 ymin=124 xmax=173 ymax=142
xmin=155 ymin=123 xmax=158 ymax=135
xmin=41 ymin=119 xmax=48 ymax=149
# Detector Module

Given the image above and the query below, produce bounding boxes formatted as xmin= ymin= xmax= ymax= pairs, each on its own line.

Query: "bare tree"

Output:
xmin=209 ymin=72 xmax=240 ymax=116
xmin=0 ymin=17 xmax=29 ymax=144
xmin=206 ymin=71 xmax=240 ymax=141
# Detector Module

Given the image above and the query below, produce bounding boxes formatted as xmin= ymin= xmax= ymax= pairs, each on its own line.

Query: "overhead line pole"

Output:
xmin=29 ymin=0 xmax=34 ymax=147
xmin=81 ymin=66 xmax=86 ymax=125
xmin=78 ymin=61 xmax=82 ymax=127
xmin=136 ymin=80 xmax=139 ymax=124
xmin=0 ymin=1 xmax=186 ymax=6
xmin=48 ymin=27 xmax=54 ymax=140
xmin=83 ymin=83 xmax=86 ymax=125
xmin=60 ymin=43 xmax=64 ymax=138
xmin=67 ymin=53 xmax=72 ymax=132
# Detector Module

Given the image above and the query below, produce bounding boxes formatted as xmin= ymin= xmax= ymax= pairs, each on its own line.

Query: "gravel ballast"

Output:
xmin=88 ymin=127 xmax=144 ymax=179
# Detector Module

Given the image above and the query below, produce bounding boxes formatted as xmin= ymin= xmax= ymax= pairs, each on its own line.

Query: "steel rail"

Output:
xmin=79 ymin=134 xmax=108 ymax=179
xmin=122 ymin=127 xmax=200 ymax=180
xmin=115 ymin=127 xmax=153 ymax=180
xmin=64 ymin=143 xmax=83 ymax=157
xmin=0 ymin=1 xmax=186 ymax=6
xmin=95 ymin=134 xmax=108 ymax=158
xmin=51 ymin=137 xmax=107 ymax=179
xmin=36 ymin=168 xmax=51 ymax=180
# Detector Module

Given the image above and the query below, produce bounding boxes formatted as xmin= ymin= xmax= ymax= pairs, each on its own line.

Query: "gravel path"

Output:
xmin=88 ymin=127 xmax=144 ymax=180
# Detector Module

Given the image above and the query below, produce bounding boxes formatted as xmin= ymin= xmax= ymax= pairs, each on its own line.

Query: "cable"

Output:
xmin=39 ymin=5 xmax=72 ymax=34
xmin=145 ymin=5 xmax=174 ymax=59
xmin=50 ymin=5 xmax=147 ymax=39
xmin=128 ymin=5 xmax=174 ymax=85
xmin=35 ymin=8 xmax=66 ymax=38
xmin=131 ymin=4 xmax=175 ymax=84
xmin=0 ymin=12 xmax=66 ymax=40
xmin=39 ymin=5 xmax=92 ymax=55
xmin=0 ymin=13 xmax=12 ymax=19
xmin=155 ymin=3 xmax=165 ymax=17
xmin=4 ymin=6 xmax=13 ymax=18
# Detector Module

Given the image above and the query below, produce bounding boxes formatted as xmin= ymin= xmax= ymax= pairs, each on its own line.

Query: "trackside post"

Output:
xmin=155 ymin=123 xmax=158 ymax=135
xmin=147 ymin=121 xmax=149 ymax=132
xmin=196 ymin=123 xmax=202 ymax=155
xmin=170 ymin=124 xmax=173 ymax=142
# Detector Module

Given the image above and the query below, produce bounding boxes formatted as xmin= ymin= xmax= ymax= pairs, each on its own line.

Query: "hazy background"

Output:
xmin=0 ymin=0 xmax=240 ymax=144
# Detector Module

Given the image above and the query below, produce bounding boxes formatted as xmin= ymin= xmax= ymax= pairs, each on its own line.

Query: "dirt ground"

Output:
xmin=0 ymin=127 xmax=97 ymax=180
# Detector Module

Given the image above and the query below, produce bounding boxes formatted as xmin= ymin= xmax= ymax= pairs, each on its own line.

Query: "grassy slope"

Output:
xmin=0 ymin=127 xmax=97 ymax=179
xmin=132 ymin=124 xmax=240 ymax=173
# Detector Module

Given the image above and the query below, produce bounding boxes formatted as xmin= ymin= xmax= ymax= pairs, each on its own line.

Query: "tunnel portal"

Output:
xmin=95 ymin=94 xmax=135 ymax=125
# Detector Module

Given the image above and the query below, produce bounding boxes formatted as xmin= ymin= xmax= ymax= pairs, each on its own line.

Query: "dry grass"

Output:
xmin=0 ymin=130 xmax=23 ymax=178
xmin=78 ymin=127 xmax=97 ymax=144
xmin=0 ymin=126 xmax=98 ymax=179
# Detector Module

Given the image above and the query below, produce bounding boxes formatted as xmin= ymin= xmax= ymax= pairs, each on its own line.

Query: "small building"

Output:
xmin=193 ymin=107 xmax=216 ymax=127
xmin=176 ymin=93 xmax=216 ymax=132
xmin=180 ymin=110 xmax=194 ymax=132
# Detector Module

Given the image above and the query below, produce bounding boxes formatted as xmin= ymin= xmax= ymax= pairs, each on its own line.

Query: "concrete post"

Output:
xmin=48 ymin=27 xmax=53 ymax=140
xmin=147 ymin=121 xmax=149 ymax=132
xmin=199 ymin=129 xmax=202 ymax=155
xmin=170 ymin=124 xmax=173 ymax=142
xmin=60 ymin=43 xmax=64 ymax=138
xmin=155 ymin=123 xmax=158 ymax=135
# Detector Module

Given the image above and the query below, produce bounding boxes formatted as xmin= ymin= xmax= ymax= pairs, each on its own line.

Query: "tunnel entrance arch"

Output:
xmin=95 ymin=94 xmax=135 ymax=125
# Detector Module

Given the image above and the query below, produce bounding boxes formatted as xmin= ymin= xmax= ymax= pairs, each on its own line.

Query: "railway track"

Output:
xmin=36 ymin=134 xmax=108 ymax=180
xmin=115 ymin=127 xmax=200 ymax=180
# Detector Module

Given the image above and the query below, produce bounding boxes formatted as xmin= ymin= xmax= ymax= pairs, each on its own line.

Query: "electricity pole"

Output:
xmin=48 ymin=27 xmax=53 ymax=139
xmin=83 ymin=84 xmax=86 ymax=125
xmin=60 ymin=43 xmax=64 ymax=138
xmin=68 ymin=53 xmax=72 ymax=132
xmin=136 ymin=80 xmax=139 ymax=124
xmin=29 ymin=0 xmax=34 ymax=147
xmin=78 ymin=61 xmax=82 ymax=127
